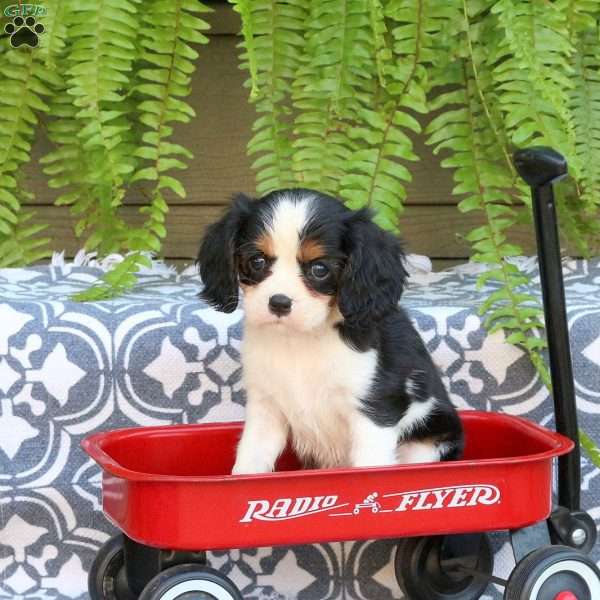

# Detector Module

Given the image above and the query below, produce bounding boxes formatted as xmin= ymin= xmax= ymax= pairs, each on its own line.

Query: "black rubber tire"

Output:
xmin=395 ymin=533 xmax=493 ymax=600
xmin=88 ymin=534 xmax=135 ymax=600
xmin=139 ymin=563 xmax=242 ymax=600
xmin=504 ymin=545 xmax=600 ymax=600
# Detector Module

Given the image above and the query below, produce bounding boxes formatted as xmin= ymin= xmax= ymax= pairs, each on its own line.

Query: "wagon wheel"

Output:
xmin=395 ymin=533 xmax=493 ymax=600
xmin=504 ymin=545 xmax=600 ymax=600
xmin=139 ymin=563 xmax=242 ymax=600
xmin=89 ymin=534 xmax=135 ymax=600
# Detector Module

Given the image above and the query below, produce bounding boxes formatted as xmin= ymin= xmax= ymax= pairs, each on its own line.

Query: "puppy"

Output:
xmin=197 ymin=189 xmax=463 ymax=474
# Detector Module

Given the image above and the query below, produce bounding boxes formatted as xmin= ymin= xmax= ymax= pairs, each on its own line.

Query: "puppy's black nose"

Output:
xmin=269 ymin=294 xmax=292 ymax=317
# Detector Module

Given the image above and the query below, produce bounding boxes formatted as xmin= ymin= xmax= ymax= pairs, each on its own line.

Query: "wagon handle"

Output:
xmin=513 ymin=147 xmax=580 ymax=512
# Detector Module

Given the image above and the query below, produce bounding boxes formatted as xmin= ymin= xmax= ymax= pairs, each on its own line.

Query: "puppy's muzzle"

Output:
xmin=269 ymin=294 xmax=292 ymax=317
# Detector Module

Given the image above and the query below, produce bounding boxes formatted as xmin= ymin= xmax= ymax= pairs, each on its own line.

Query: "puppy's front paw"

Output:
xmin=232 ymin=459 xmax=274 ymax=475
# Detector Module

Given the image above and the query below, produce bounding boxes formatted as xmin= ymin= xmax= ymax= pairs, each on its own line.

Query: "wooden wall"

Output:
xmin=22 ymin=3 xmax=537 ymax=271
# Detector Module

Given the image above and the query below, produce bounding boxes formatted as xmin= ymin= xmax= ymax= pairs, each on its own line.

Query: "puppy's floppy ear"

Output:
xmin=197 ymin=193 xmax=252 ymax=312
xmin=338 ymin=209 xmax=408 ymax=329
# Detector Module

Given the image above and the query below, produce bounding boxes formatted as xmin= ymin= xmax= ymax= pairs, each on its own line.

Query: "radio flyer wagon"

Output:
xmin=83 ymin=148 xmax=600 ymax=600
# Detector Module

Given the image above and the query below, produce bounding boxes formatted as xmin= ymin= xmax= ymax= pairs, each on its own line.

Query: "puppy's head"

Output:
xmin=197 ymin=190 xmax=407 ymax=334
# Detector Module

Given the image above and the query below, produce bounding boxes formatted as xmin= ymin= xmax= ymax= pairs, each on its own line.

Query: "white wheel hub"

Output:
xmin=529 ymin=559 xmax=600 ymax=599
xmin=158 ymin=579 xmax=236 ymax=600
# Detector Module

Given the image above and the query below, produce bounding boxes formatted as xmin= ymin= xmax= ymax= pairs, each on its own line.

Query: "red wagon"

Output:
xmin=83 ymin=149 xmax=600 ymax=600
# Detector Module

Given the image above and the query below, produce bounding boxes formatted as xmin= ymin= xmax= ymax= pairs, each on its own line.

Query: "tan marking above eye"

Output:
xmin=255 ymin=233 xmax=275 ymax=257
xmin=298 ymin=238 xmax=326 ymax=263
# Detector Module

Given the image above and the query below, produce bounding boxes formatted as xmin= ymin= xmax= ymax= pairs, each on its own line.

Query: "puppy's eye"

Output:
xmin=249 ymin=255 xmax=266 ymax=271
xmin=310 ymin=262 xmax=329 ymax=280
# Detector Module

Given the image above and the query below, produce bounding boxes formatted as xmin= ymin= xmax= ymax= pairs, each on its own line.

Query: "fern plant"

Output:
xmin=0 ymin=45 xmax=55 ymax=266
xmin=233 ymin=0 xmax=308 ymax=195
xmin=0 ymin=0 xmax=209 ymax=298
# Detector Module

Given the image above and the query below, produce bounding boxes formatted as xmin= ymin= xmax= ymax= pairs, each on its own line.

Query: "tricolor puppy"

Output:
xmin=197 ymin=189 xmax=463 ymax=474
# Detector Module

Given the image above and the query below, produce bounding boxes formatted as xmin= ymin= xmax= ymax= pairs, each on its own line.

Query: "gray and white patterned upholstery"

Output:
xmin=0 ymin=255 xmax=598 ymax=599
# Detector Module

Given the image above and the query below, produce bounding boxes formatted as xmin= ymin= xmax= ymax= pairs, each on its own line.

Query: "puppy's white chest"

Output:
xmin=242 ymin=324 xmax=377 ymax=466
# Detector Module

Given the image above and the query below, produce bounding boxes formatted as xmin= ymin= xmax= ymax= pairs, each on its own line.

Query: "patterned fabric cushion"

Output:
xmin=0 ymin=256 xmax=598 ymax=599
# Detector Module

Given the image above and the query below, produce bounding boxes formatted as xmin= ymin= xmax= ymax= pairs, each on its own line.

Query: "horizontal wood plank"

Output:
xmin=34 ymin=204 xmax=539 ymax=260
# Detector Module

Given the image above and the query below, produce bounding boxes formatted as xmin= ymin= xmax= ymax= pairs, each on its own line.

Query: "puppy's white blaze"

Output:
xmin=267 ymin=195 xmax=314 ymax=262
xmin=396 ymin=396 xmax=437 ymax=440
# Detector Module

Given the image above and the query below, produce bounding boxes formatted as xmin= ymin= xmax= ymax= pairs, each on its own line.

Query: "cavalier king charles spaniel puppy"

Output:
xmin=197 ymin=189 xmax=463 ymax=474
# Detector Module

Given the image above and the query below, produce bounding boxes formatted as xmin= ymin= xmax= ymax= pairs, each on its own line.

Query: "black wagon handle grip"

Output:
xmin=514 ymin=147 xmax=568 ymax=188
xmin=513 ymin=147 xmax=580 ymax=512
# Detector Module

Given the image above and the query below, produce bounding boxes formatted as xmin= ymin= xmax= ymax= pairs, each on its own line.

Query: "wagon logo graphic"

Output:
xmin=240 ymin=495 xmax=345 ymax=522
xmin=353 ymin=492 xmax=381 ymax=515
xmin=239 ymin=484 xmax=501 ymax=523
xmin=385 ymin=484 xmax=501 ymax=512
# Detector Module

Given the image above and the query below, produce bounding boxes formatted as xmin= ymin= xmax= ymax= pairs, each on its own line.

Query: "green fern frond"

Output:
xmin=239 ymin=0 xmax=308 ymax=195
xmin=64 ymin=0 xmax=141 ymax=249
xmin=291 ymin=0 xmax=374 ymax=195
xmin=340 ymin=0 xmax=455 ymax=232
xmin=491 ymin=0 xmax=578 ymax=172
xmin=0 ymin=208 xmax=51 ymax=268
xmin=72 ymin=0 xmax=210 ymax=300
xmin=39 ymin=1 xmax=102 ymax=252
xmin=580 ymin=428 xmax=600 ymax=469
xmin=44 ymin=0 xmax=144 ymax=261
xmin=38 ymin=0 xmax=70 ymax=67
xmin=71 ymin=252 xmax=152 ymax=301
xmin=428 ymin=48 xmax=547 ymax=372
xmin=41 ymin=89 xmax=98 ymax=222
xmin=491 ymin=0 xmax=599 ymax=255
xmin=368 ymin=0 xmax=390 ymax=89
xmin=0 ymin=49 xmax=56 ymax=265
xmin=569 ymin=25 xmax=600 ymax=215
xmin=230 ymin=0 xmax=260 ymax=99
xmin=129 ymin=0 xmax=209 ymax=251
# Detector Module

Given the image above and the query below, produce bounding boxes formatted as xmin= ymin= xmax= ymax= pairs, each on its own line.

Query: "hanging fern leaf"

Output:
xmin=129 ymin=0 xmax=209 ymax=250
xmin=0 ymin=49 xmax=56 ymax=266
xmin=63 ymin=0 xmax=141 ymax=254
xmin=291 ymin=0 xmax=375 ymax=195
xmin=0 ymin=207 xmax=52 ymax=268
xmin=38 ymin=0 xmax=70 ymax=68
xmin=239 ymin=0 xmax=308 ymax=195
xmin=368 ymin=0 xmax=390 ymax=89
xmin=569 ymin=19 xmax=600 ymax=217
xmin=39 ymin=0 xmax=100 ymax=256
xmin=71 ymin=252 xmax=153 ymax=302
xmin=427 ymin=1 xmax=548 ymax=375
xmin=491 ymin=0 xmax=583 ymax=192
xmin=41 ymin=88 xmax=98 ymax=226
xmin=339 ymin=0 xmax=456 ymax=232
xmin=580 ymin=427 xmax=600 ymax=468
xmin=489 ymin=0 xmax=600 ymax=255
xmin=73 ymin=0 xmax=211 ymax=301
xmin=230 ymin=0 xmax=260 ymax=100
